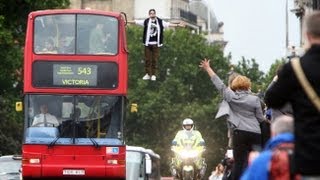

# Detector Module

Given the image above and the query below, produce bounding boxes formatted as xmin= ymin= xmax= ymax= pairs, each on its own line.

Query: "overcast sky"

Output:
xmin=207 ymin=0 xmax=300 ymax=72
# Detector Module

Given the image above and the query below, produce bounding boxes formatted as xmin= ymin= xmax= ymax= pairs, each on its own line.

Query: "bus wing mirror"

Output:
xmin=16 ymin=102 xmax=23 ymax=112
xmin=145 ymin=154 xmax=152 ymax=174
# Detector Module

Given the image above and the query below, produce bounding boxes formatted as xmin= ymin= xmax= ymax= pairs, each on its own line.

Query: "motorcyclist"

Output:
xmin=171 ymin=118 xmax=207 ymax=179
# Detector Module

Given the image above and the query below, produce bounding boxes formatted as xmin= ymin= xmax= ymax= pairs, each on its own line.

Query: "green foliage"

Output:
xmin=0 ymin=0 xmax=69 ymax=155
xmin=0 ymin=94 xmax=23 ymax=155
xmin=262 ymin=58 xmax=287 ymax=90
xmin=126 ymin=26 xmax=231 ymax=176
xmin=0 ymin=1 xmax=284 ymax=177
xmin=125 ymin=26 xmax=296 ymax=176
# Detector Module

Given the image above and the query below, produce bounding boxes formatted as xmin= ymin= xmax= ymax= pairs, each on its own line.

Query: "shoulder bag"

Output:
xmin=291 ymin=58 xmax=320 ymax=112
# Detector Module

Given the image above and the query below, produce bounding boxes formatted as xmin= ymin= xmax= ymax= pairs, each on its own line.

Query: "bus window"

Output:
xmin=34 ymin=15 xmax=75 ymax=54
xmin=34 ymin=14 xmax=118 ymax=55
xmin=78 ymin=14 xmax=118 ymax=55
xmin=25 ymin=95 xmax=122 ymax=143
xmin=84 ymin=96 xmax=121 ymax=138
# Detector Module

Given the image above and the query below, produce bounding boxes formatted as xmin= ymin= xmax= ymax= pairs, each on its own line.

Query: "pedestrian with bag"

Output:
xmin=241 ymin=115 xmax=300 ymax=180
xmin=265 ymin=11 xmax=320 ymax=178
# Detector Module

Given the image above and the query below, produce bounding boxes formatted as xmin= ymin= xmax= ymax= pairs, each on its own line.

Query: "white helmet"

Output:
xmin=182 ymin=118 xmax=194 ymax=131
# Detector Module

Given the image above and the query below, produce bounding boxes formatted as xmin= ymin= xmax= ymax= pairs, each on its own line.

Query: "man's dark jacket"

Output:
xmin=265 ymin=45 xmax=320 ymax=175
xmin=142 ymin=17 xmax=164 ymax=46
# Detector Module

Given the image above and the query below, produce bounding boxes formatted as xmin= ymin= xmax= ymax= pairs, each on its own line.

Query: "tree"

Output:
xmin=262 ymin=58 xmax=287 ymax=91
xmin=0 ymin=0 xmax=70 ymax=93
xmin=125 ymin=26 xmax=231 ymax=176
xmin=0 ymin=0 xmax=69 ymax=155
xmin=0 ymin=94 xmax=22 ymax=155
xmin=0 ymin=2 xmax=271 ymax=177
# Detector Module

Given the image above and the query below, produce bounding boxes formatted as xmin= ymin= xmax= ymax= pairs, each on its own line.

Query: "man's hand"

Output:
xmin=126 ymin=20 xmax=136 ymax=24
xmin=171 ymin=22 xmax=186 ymax=28
xmin=178 ymin=21 xmax=186 ymax=27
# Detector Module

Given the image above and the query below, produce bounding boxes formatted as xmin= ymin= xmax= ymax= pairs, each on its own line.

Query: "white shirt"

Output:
xmin=209 ymin=173 xmax=223 ymax=180
xmin=135 ymin=19 xmax=170 ymax=46
xmin=32 ymin=113 xmax=59 ymax=127
xmin=134 ymin=19 xmax=170 ymax=28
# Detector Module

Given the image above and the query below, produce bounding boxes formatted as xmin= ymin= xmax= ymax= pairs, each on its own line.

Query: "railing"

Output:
xmin=179 ymin=9 xmax=197 ymax=24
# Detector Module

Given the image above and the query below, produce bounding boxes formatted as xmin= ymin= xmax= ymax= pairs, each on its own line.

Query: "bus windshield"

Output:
xmin=24 ymin=94 xmax=122 ymax=145
xmin=34 ymin=14 xmax=118 ymax=55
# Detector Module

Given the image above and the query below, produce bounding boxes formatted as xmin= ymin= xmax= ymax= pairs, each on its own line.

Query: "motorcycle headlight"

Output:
xmin=180 ymin=150 xmax=199 ymax=159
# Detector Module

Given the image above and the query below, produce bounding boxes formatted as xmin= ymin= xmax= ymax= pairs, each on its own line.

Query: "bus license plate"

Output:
xmin=63 ymin=169 xmax=85 ymax=175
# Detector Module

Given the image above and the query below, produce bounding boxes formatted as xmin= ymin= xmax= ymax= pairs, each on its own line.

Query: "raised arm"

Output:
xmin=127 ymin=20 xmax=144 ymax=26
xmin=199 ymin=59 xmax=235 ymax=101
xmin=162 ymin=20 xmax=186 ymax=28
xmin=169 ymin=21 xmax=186 ymax=28
xmin=199 ymin=58 xmax=216 ymax=78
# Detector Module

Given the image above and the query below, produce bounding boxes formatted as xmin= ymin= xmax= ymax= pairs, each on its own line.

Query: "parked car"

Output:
xmin=0 ymin=155 xmax=22 ymax=180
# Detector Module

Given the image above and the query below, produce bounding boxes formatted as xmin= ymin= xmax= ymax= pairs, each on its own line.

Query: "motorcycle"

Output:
xmin=171 ymin=144 xmax=206 ymax=180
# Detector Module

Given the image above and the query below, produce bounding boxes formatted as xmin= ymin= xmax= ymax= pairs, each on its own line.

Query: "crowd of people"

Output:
xmin=164 ymin=10 xmax=320 ymax=180
xmin=198 ymin=10 xmax=320 ymax=180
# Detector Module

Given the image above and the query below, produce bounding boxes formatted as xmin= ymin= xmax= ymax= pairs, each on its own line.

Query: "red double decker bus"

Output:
xmin=21 ymin=9 xmax=128 ymax=179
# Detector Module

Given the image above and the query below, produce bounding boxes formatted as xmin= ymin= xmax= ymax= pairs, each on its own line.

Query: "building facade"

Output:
xmin=292 ymin=0 xmax=320 ymax=50
xmin=69 ymin=0 xmax=227 ymax=48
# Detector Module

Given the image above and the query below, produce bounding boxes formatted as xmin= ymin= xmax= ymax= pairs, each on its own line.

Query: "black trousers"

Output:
xmin=232 ymin=129 xmax=261 ymax=180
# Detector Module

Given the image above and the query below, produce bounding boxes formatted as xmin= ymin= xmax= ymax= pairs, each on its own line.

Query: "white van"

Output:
xmin=126 ymin=146 xmax=161 ymax=180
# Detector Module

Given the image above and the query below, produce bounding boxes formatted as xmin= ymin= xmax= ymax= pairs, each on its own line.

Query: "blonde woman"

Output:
xmin=199 ymin=59 xmax=264 ymax=180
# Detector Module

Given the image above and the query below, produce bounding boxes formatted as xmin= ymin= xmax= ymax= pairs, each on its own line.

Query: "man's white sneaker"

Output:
xmin=142 ymin=74 xmax=150 ymax=80
xmin=151 ymin=75 xmax=156 ymax=81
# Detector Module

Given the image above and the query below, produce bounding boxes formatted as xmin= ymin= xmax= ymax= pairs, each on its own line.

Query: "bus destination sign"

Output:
xmin=53 ymin=64 xmax=98 ymax=86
